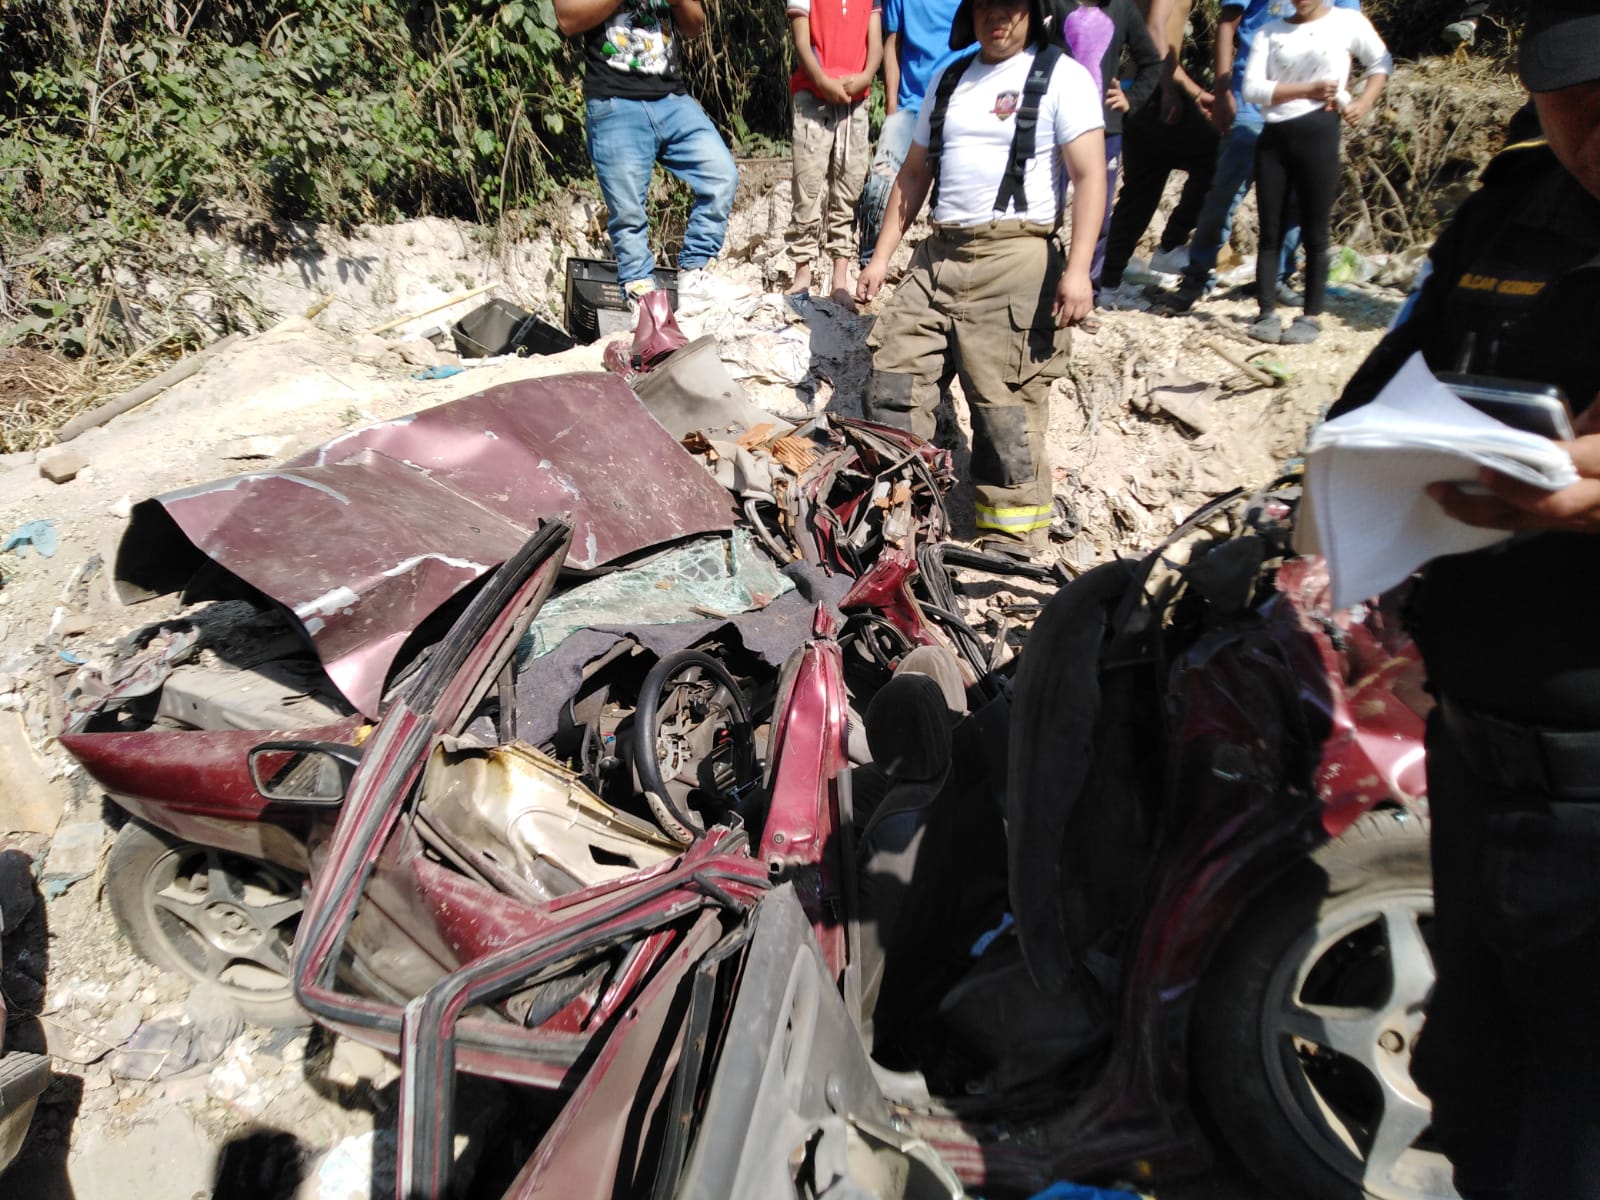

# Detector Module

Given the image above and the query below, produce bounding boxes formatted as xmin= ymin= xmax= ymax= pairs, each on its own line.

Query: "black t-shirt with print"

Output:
xmin=583 ymin=0 xmax=687 ymax=100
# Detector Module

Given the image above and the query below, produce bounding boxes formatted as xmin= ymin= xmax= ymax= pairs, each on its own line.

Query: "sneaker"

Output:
xmin=1275 ymin=281 xmax=1305 ymax=307
xmin=1161 ymin=279 xmax=1205 ymax=313
xmin=1248 ymin=314 xmax=1284 ymax=344
xmin=1150 ymin=245 xmax=1191 ymax=276
xmin=1279 ymin=315 xmax=1321 ymax=345
xmin=1100 ymin=280 xmax=1151 ymax=312
xmin=1441 ymin=18 xmax=1477 ymax=48
xmin=676 ymin=264 xmax=748 ymax=316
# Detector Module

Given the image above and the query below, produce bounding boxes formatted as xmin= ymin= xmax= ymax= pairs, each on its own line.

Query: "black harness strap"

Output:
xmin=926 ymin=52 xmax=976 ymax=212
xmin=994 ymin=43 xmax=1064 ymax=215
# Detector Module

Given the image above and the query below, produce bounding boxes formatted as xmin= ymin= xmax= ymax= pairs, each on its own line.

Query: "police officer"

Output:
xmin=1326 ymin=4 xmax=1600 ymax=1194
xmin=855 ymin=0 xmax=1105 ymax=556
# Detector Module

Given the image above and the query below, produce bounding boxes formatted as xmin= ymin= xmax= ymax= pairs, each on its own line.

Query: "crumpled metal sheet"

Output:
xmin=113 ymin=375 xmax=735 ymax=716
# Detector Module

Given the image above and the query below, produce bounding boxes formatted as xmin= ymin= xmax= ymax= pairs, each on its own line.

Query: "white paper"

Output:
xmin=1303 ymin=352 xmax=1578 ymax=609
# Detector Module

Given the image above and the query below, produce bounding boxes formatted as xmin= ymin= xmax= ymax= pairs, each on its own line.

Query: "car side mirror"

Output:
xmin=249 ymin=741 xmax=363 ymax=806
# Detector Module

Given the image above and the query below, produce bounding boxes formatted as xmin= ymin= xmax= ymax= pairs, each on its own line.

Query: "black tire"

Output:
xmin=1193 ymin=810 xmax=1458 ymax=1200
xmin=105 ymin=821 xmax=308 ymax=1028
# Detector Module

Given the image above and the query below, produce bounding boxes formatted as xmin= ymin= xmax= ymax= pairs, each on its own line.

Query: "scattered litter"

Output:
xmin=2 ymin=519 xmax=58 ymax=559
xmin=304 ymin=1131 xmax=398 ymax=1200
xmin=1327 ymin=246 xmax=1379 ymax=285
xmin=59 ymin=649 xmax=86 ymax=665
xmin=1026 ymin=1184 xmax=1146 ymax=1200
xmin=412 ymin=364 xmax=465 ymax=380
xmin=107 ymin=993 xmax=243 ymax=1081
xmin=41 ymin=820 xmax=105 ymax=896
xmin=971 ymin=912 xmax=1013 ymax=957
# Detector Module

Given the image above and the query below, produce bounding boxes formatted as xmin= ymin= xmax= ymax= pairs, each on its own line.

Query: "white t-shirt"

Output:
xmin=1241 ymin=7 xmax=1392 ymax=123
xmin=913 ymin=47 xmax=1103 ymax=226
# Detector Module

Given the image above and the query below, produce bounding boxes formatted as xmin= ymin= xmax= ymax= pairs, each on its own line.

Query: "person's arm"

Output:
xmin=669 ymin=0 xmax=707 ymax=39
xmin=555 ymin=0 xmax=622 ymax=37
xmin=1146 ymin=0 xmax=1211 ymax=121
xmin=791 ymin=11 xmax=853 ymax=103
xmin=1342 ymin=16 xmax=1393 ymax=125
xmin=1055 ymin=128 xmax=1106 ymax=325
xmin=882 ymin=30 xmax=901 ymax=114
xmin=1118 ymin=0 xmax=1163 ymax=115
xmin=1211 ymin=5 xmax=1242 ymax=131
xmin=843 ymin=10 xmax=884 ymax=100
xmin=855 ymin=139 xmax=933 ymax=302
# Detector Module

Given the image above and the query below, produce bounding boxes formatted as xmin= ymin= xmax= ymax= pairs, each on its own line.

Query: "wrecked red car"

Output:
xmin=61 ymin=372 xmax=1445 ymax=1200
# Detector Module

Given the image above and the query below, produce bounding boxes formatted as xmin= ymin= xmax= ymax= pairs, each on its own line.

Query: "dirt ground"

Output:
xmin=0 ymin=141 xmax=1404 ymax=1199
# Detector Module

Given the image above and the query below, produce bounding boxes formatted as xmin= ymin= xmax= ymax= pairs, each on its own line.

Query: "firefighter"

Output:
xmin=855 ymin=0 xmax=1105 ymax=556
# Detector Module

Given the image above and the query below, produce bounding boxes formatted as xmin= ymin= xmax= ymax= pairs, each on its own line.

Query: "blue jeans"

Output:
xmin=1184 ymin=111 xmax=1300 ymax=287
xmin=856 ymin=107 xmax=918 ymax=267
xmin=584 ymin=93 xmax=738 ymax=286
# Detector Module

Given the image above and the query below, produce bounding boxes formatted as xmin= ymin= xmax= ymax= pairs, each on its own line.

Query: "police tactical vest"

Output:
xmin=926 ymin=42 xmax=1066 ymax=214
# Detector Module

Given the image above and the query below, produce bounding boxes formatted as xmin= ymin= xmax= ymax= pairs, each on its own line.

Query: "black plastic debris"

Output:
xmin=452 ymin=299 xmax=575 ymax=359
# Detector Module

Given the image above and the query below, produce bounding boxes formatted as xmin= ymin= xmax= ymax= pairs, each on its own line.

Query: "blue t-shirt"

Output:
xmin=883 ymin=0 xmax=968 ymax=113
xmin=1227 ymin=0 xmax=1361 ymax=120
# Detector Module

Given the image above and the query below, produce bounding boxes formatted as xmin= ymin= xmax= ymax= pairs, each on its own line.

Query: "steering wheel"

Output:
xmin=633 ymin=650 xmax=759 ymax=844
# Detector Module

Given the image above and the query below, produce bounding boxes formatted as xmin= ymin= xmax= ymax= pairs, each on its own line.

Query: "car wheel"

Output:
xmin=105 ymin=820 xmax=308 ymax=1028
xmin=1193 ymin=809 xmax=1458 ymax=1200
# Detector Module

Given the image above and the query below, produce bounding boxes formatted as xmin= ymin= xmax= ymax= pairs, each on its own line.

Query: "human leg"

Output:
xmin=1285 ymin=109 xmax=1341 ymax=319
xmin=1410 ymin=719 xmax=1522 ymax=1200
xmin=857 ymin=108 xmax=918 ymax=268
xmin=654 ymin=92 xmax=738 ymax=271
xmin=1155 ymin=101 xmax=1219 ymax=252
xmin=866 ymin=242 xmax=957 ymax=442
xmin=1089 ymin=133 xmax=1123 ymax=290
xmin=787 ymin=91 xmax=832 ymax=288
xmin=825 ymin=99 xmax=871 ymax=301
xmin=1178 ymin=117 xmax=1259 ymax=295
xmin=947 ymin=230 xmax=1065 ymax=554
xmin=586 ymin=96 xmax=662 ymax=287
xmin=1252 ymin=122 xmax=1292 ymax=317
xmin=1100 ymin=110 xmax=1168 ymax=288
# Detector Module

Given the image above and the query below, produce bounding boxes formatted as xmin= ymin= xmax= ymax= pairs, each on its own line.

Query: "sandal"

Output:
xmin=1279 ymin=315 xmax=1321 ymax=345
xmin=1248 ymin=314 xmax=1283 ymax=344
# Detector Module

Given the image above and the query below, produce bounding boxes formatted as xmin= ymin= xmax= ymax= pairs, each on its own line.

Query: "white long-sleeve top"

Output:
xmin=1241 ymin=6 xmax=1392 ymax=124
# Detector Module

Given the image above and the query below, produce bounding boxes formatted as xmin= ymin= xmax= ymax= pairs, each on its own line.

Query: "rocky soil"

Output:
xmin=0 ymin=141 xmax=1409 ymax=1199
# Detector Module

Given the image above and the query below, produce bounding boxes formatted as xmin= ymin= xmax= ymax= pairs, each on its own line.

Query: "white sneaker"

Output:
xmin=1149 ymin=246 xmax=1191 ymax=276
xmin=1100 ymin=281 xmax=1150 ymax=311
xmin=675 ymin=265 xmax=748 ymax=316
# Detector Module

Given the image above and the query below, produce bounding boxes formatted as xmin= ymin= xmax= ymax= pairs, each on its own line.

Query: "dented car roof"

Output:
xmin=111 ymin=374 xmax=735 ymax=715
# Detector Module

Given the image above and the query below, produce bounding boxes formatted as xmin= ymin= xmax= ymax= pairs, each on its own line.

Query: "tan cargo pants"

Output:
xmin=788 ymin=90 xmax=872 ymax=267
xmin=866 ymin=221 xmax=1071 ymax=552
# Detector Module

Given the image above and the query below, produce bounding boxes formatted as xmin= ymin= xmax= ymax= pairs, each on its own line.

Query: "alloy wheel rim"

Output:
xmin=1258 ymin=885 xmax=1457 ymax=1200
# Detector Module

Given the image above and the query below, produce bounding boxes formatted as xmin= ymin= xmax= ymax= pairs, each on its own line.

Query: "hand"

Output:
xmin=1210 ymin=87 xmax=1236 ymax=133
xmin=1194 ymin=88 xmax=1216 ymax=122
xmin=839 ymin=72 xmax=869 ymax=98
xmin=1426 ymin=431 xmax=1600 ymax=533
xmin=1052 ymin=267 xmax=1094 ymax=328
xmin=816 ymin=75 xmax=853 ymax=105
xmin=856 ymin=259 xmax=889 ymax=304
xmin=1310 ymin=78 xmax=1339 ymax=108
xmin=1104 ymin=80 xmax=1129 ymax=114
xmin=1342 ymin=98 xmax=1371 ymax=127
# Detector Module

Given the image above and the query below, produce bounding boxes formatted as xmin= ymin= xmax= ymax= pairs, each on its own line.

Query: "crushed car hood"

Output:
xmin=112 ymin=374 xmax=735 ymax=715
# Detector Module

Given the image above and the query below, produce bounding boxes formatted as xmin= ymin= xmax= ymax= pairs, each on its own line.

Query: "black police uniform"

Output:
xmin=1329 ymin=139 xmax=1600 ymax=1199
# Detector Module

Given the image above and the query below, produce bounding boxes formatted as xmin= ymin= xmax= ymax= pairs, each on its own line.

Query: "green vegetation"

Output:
xmin=0 ymin=0 xmax=793 ymax=359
